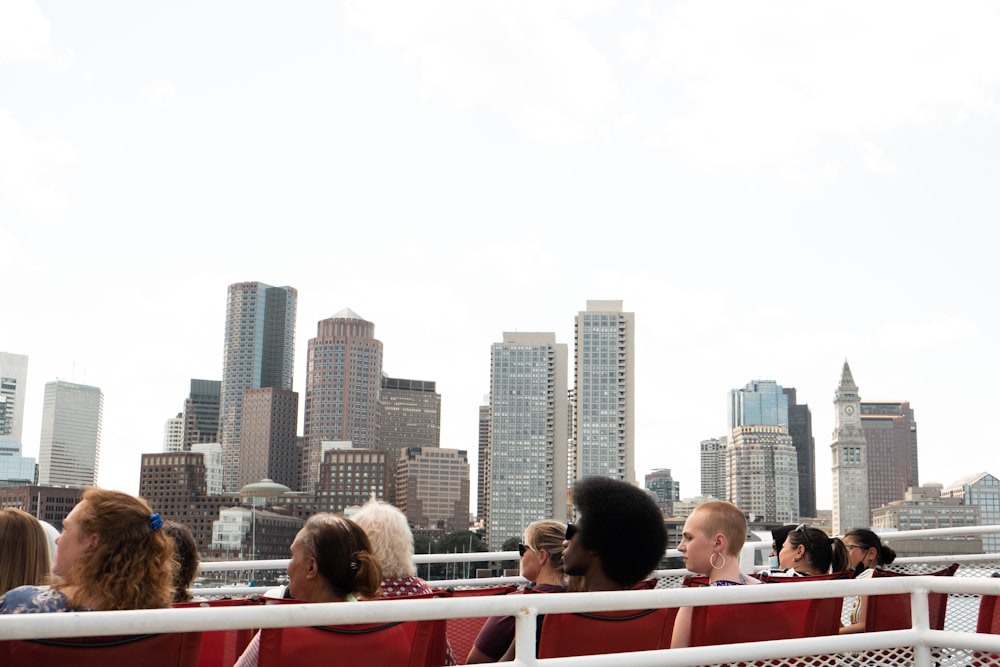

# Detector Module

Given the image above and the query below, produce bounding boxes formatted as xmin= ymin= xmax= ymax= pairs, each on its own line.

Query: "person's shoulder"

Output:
xmin=0 ymin=585 xmax=71 ymax=614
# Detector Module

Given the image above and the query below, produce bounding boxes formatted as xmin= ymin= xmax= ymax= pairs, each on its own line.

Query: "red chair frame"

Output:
xmin=865 ymin=563 xmax=959 ymax=632
xmin=438 ymin=584 xmax=516 ymax=664
xmin=0 ymin=632 xmax=203 ymax=667
xmin=537 ymin=606 xmax=678 ymax=658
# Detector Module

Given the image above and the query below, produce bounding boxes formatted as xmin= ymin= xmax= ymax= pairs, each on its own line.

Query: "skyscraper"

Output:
xmin=645 ymin=468 xmax=680 ymax=516
xmin=38 ymin=380 xmax=103 ymax=487
xmin=0 ymin=352 xmax=29 ymax=447
xmin=573 ymin=300 xmax=634 ymax=482
xmin=396 ymin=447 xmax=470 ymax=532
xmin=726 ymin=425 xmax=799 ymax=523
xmin=831 ymin=361 xmax=870 ymax=535
xmin=162 ymin=413 xmax=184 ymax=452
xmin=700 ymin=437 xmax=727 ymax=499
xmin=487 ymin=332 xmax=568 ymax=548
xmin=861 ymin=401 xmax=918 ymax=514
xmin=477 ymin=403 xmax=490 ymax=523
xmin=785 ymin=388 xmax=817 ymax=518
xmin=301 ymin=309 xmax=383 ymax=491
xmin=0 ymin=352 xmax=35 ymax=484
xmin=219 ymin=282 xmax=297 ymax=492
xmin=183 ymin=379 xmax=221 ymax=449
xmin=378 ymin=377 xmax=441 ymax=452
xmin=238 ymin=387 xmax=299 ymax=490
xmin=726 ymin=379 xmax=800 ymax=522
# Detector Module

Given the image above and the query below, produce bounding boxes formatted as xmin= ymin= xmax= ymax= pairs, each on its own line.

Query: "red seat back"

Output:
xmin=0 ymin=632 xmax=203 ymax=667
xmin=537 ymin=607 xmax=678 ymax=658
xmin=172 ymin=598 xmax=268 ymax=667
xmin=688 ymin=595 xmax=843 ymax=647
xmin=866 ymin=563 xmax=959 ymax=632
xmin=256 ymin=619 xmax=447 ymax=667
xmin=439 ymin=585 xmax=516 ymax=664
xmin=757 ymin=570 xmax=854 ymax=583
xmin=978 ymin=594 xmax=1000 ymax=634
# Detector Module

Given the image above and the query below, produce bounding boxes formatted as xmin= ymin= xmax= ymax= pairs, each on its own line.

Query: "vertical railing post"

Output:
xmin=511 ymin=605 xmax=539 ymax=667
xmin=911 ymin=587 xmax=932 ymax=667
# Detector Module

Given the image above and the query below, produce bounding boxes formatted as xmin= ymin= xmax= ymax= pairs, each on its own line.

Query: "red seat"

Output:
xmin=865 ymin=563 xmax=959 ymax=632
xmin=0 ymin=632 xmax=203 ymax=667
xmin=438 ymin=585 xmax=516 ymax=664
xmin=688 ymin=595 xmax=844 ymax=647
xmin=537 ymin=606 xmax=678 ymax=658
xmin=256 ymin=619 xmax=447 ymax=667
xmin=173 ymin=598 xmax=268 ymax=667
xmin=973 ymin=593 xmax=1000 ymax=666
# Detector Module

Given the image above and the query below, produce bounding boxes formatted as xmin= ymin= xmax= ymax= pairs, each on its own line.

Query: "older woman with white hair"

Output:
xmin=351 ymin=499 xmax=433 ymax=597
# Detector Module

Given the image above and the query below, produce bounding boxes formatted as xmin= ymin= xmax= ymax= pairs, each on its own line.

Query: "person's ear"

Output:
xmin=306 ymin=556 xmax=318 ymax=579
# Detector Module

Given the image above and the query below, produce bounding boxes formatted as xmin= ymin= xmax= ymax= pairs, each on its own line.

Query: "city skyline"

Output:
xmin=4 ymin=3 xmax=998 ymax=511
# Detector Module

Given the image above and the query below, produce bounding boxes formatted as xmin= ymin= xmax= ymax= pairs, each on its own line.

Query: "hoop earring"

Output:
xmin=710 ymin=552 xmax=726 ymax=570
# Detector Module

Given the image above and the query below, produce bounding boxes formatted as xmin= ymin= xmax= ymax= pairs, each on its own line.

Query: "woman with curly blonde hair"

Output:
xmin=0 ymin=488 xmax=176 ymax=613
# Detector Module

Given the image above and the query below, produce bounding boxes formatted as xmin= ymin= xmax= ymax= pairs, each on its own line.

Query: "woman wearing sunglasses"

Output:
xmin=839 ymin=528 xmax=897 ymax=634
xmin=467 ymin=520 xmax=571 ymax=663
xmin=773 ymin=524 xmax=849 ymax=576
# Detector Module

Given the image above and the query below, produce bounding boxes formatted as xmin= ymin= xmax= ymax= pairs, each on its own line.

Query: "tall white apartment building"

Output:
xmin=726 ymin=425 xmax=799 ymax=523
xmin=573 ymin=300 xmax=635 ymax=483
xmin=38 ymin=380 xmax=103 ymax=487
xmin=0 ymin=352 xmax=35 ymax=484
xmin=486 ymin=332 xmax=568 ymax=549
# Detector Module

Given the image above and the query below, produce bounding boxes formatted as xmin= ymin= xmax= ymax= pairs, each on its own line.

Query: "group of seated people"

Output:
xmin=0 ymin=479 xmax=903 ymax=662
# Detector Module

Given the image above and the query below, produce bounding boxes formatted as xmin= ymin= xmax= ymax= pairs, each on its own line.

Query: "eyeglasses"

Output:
xmin=518 ymin=543 xmax=534 ymax=557
xmin=844 ymin=544 xmax=866 ymax=551
xmin=795 ymin=524 xmax=812 ymax=551
xmin=565 ymin=522 xmax=579 ymax=541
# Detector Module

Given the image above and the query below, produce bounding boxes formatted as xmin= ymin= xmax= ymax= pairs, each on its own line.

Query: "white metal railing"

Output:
xmin=2 ymin=575 xmax=1000 ymax=667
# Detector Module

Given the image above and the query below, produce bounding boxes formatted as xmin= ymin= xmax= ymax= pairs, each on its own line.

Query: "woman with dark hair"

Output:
xmin=0 ymin=508 xmax=50 ymax=595
xmin=774 ymin=524 xmax=849 ymax=576
xmin=235 ymin=514 xmax=382 ymax=667
xmin=0 ymin=488 xmax=176 ymax=613
xmin=163 ymin=520 xmax=200 ymax=603
xmin=839 ymin=528 xmax=898 ymax=634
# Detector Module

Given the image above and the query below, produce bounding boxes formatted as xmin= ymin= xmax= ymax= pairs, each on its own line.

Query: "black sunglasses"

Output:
xmin=518 ymin=543 xmax=533 ymax=557
xmin=565 ymin=522 xmax=579 ymax=541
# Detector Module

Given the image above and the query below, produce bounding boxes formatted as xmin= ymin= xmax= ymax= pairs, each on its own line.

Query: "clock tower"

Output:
xmin=831 ymin=360 xmax=870 ymax=535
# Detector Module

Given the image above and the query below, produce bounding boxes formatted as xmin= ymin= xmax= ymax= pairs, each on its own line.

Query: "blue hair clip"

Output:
xmin=149 ymin=513 xmax=163 ymax=531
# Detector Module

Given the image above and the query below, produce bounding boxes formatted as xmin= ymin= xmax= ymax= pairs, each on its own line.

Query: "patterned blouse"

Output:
xmin=0 ymin=585 xmax=87 ymax=614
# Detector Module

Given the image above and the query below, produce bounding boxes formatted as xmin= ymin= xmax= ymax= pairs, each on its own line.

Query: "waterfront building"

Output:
xmin=871 ymin=484 xmax=982 ymax=556
xmin=211 ymin=505 xmax=303 ymax=562
xmin=238 ymin=387 xmax=299 ymax=490
xmin=645 ymin=468 xmax=680 ymax=516
xmin=0 ymin=485 xmax=83 ymax=530
xmin=396 ymin=446 xmax=470 ymax=532
xmin=486 ymin=332 xmax=569 ymax=549
xmin=162 ymin=413 xmax=184 ymax=452
xmin=317 ymin=446 xmax=391 ymax=515
xmin=785 ymin=388 xmax=817 ymax=518
xmin=138 ymin=451 xmax=235 ymax=553
xmin=861 ymin=401 xmax=919 ymax=515
xmin=831 ymin=361 xmax=871 ymax=535
xmin=573 ymin=300 xmax=634 ymax=483
xmin=726 ymin=425 xmax=798 ymax=523
xmin=301 ymin=309 xmax=383 ymax=491
xmin=700 ymin=437 xmax=727 ymax=500
xmin=38 ymin=380 xmax=103 ymax=487
xmin=219 ymin=281 xmax=297 ymax=492
xmin=942 ymin=472 xmax=1000 ymax=552
xmin=183 ymin=379 xmax=221 ymax=449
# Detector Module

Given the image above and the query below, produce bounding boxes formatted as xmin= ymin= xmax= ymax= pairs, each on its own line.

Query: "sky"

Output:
xmin=2 ymin=1 xmax=998 ymax=513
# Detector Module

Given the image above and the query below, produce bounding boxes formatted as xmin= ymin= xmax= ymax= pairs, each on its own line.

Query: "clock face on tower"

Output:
xmin=845 ymin=405 xmax=855 ymax=415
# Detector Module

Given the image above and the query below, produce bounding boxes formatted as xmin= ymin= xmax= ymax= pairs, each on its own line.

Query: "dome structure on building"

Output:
xmin=240 ymin=478 xmax=292 ymax=507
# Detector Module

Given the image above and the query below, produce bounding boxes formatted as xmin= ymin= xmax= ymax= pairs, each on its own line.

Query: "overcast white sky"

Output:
xmin=2 ymin=1 xmax=998 ymax=513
